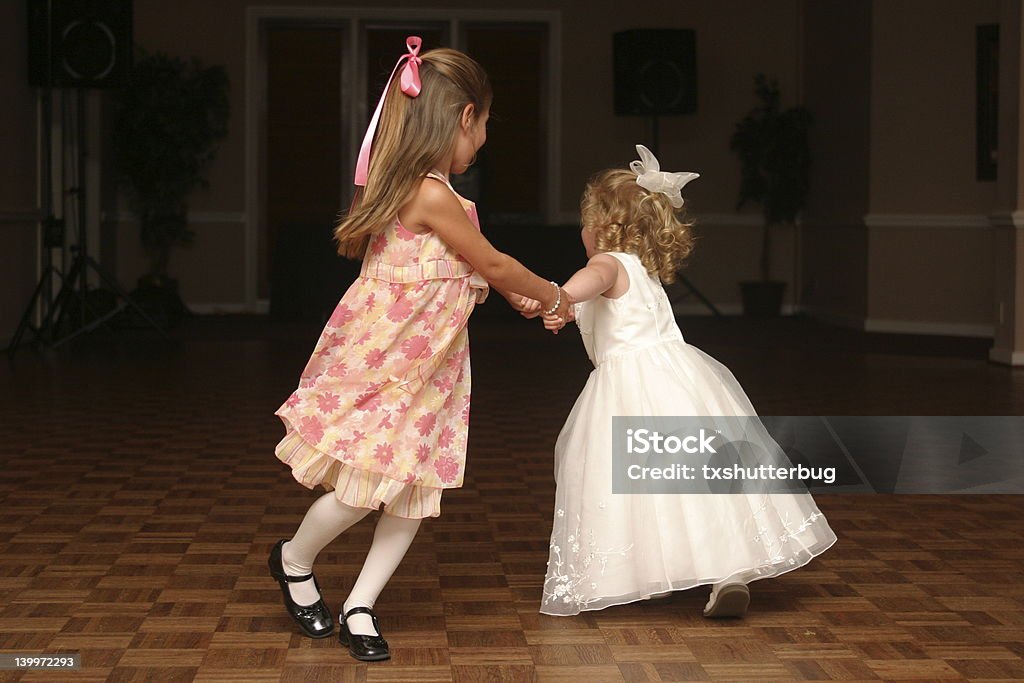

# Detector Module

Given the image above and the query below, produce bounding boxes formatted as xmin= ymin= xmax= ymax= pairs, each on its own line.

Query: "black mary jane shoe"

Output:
xmin=267 ymin=539 xmax=334 ymax=638
xmin=338 ymin=606 xmax=390 ymax=661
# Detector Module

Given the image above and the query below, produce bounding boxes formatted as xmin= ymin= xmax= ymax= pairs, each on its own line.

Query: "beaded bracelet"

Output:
xmin=542 ymin=281 xmax=561 ymax=316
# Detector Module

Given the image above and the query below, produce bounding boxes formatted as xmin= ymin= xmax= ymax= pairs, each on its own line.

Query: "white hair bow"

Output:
xmin=629 ymin=144 xmax=699 ymax=209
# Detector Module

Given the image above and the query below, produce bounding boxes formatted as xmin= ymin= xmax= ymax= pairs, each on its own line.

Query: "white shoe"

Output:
xmin=645 ymin=590 xmax=672 ymax=601
xmin=703 ymin=582 xmax=749 ymax=618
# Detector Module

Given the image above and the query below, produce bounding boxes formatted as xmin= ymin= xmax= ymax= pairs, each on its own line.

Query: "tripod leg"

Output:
xmin=85 ymin=255 xmax=171 ymax=341
xmin=679 ymin=275 xmax=725 ymax=318
xmin=48 ymin=258 xmax=83 ymax=343
xmin=5 ymin=267 xmax=54 ymax=355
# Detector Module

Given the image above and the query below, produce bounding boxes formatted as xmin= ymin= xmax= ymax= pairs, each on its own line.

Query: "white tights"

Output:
xmin=280 ymin=491 xmax=422 ymax=636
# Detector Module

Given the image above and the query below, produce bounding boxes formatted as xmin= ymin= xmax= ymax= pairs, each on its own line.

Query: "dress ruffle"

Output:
xmin=275 ymin=427 xmax=442 ymax=519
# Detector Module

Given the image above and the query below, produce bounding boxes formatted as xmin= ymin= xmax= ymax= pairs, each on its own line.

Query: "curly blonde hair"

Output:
xmin=580 ymin=168 xmax=696 ymax=284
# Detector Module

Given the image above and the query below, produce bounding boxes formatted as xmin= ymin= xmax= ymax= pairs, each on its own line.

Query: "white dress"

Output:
xmin=540 ymin=251 xmax=838 ymax=616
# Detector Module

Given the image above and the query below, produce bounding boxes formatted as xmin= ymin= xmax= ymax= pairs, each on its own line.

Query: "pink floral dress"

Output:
xmin=274 ymin=172 xmax=487 ymax=519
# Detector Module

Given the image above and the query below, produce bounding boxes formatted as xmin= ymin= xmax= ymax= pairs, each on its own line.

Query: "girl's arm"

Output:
xmin=539 ymin=254 xmax=619 ymax=331
xmin=402 ymin=179 xmax=571 ymax=319
xmin=560 ymin=254 xmax=619 ymax=303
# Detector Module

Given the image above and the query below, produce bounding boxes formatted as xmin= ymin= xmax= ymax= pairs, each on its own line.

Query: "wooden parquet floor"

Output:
xmin=1 ymin=314 xmax=1023 ymax=682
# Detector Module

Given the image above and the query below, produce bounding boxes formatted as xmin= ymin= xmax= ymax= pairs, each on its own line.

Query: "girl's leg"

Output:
xmin=281 ymin=491 xmax=372 ymax=605
xmin=343 ymin=512 xmax=423 ymax=635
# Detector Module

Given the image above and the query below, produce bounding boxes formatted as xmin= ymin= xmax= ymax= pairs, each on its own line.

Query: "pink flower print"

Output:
xmin=395 ymin=401 xmax=410 ymax=417
xmin=438 ymin=426 xmax=455 ymax=449
xmin=396 ymin=223 xmax=417 ymax=241
xmin=327 ymin=362 xmax=348 ymax=378
xmin=316 ymin=346 xmax=332 ymax=358
xmin=403 ymin=472 xmax=416 ymax=484
xmin=415 ymin=412 xmax=436 ymax=436
xmin=401 ymin=335 xmax=431 ymax=360
xmin=415 ymin=280 xmax=430 ymax=293
xmin=443 ymin=392 xmax=456 ymax=410
xmin=370 ymin=233 xmax=387 ymax=256
xmin=416 ymin=443 xmax=431 ymax=462
xmin=374 ymin=443 xmax=394 ymax=467
xmin=356 ymin=393 xmax=382 ymax=412
xmin=434 ymin=455 xmax=459 ymax=483
xmin=317 ymin=392 xmax=340 ymax=414
xmin=365 ymin=348 xmax=386 ymax=369
xmin=433 ymin=373 xmax=454 ymax=393
xmin=378 ymin=412 xmax=393 ymax=430
xmin=462 ymin=401 xmax=471 ymax=425
xmin=389 ymin=283 xmax=404 ymax=296
xmin=328 ymin=304 xmax=354 ymax=328
xmin=435 ymin=300 xmax=446 ymax=313
xmin=365 ymin=293 xmax=376 ymax=309
xmin=387 ymin=296 xmax=414 ymax=322
xmin=300 ymin=416 xmax=324 ymax=444
xmin=354 ymin=383 xmax=383 ymax=410
xmin=357 ymin=330 xmax=372 ymax=346
xmin=285 ymin=394 xmax=301 ymax=408
xmin=351 ymin=430 xmax=366 ymax=445
xmin=415 ymin=311 xmax=436 ymax=331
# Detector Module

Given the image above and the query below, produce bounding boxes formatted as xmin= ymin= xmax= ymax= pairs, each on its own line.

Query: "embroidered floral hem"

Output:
xmin=276 ymin=427 xmax=442 ymax=519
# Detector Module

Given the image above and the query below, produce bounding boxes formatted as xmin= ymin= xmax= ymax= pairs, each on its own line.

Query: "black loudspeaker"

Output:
xmin=614 ymin=29 xmax=696 ymax=115
xmin=27 ymin=0 xmax=133 ymax=88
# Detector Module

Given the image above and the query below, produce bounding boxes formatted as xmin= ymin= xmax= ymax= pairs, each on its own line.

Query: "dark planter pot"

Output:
xmin=739 ymin=281 xmax=787 ymax=317
xmin=120 ymin=277 xmax=192 ymax=328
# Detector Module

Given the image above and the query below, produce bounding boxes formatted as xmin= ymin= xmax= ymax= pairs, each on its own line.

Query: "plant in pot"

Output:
xmin=729 ymin=74 xmax=812 ymax=317
xmin=112 ymin=47 xmax=229 ymax=325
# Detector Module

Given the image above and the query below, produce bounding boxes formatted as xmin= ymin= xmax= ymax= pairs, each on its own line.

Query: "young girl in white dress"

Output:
xmin=536 ymin=145 xmax=838 ymax=617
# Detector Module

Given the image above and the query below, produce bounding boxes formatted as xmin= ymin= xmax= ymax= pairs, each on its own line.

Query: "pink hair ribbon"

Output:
xmin=354 ymin=36 xmax=423 ymax=187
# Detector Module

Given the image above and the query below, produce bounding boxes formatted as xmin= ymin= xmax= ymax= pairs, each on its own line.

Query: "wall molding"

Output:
xmin=0 ymin=208 xmax=42 ymax=224
xmin=863 ymin=317 xmax=993 ymax=338
xmin=863 ymin=213 xmax=990 ymax=229
xmin=987 ymin=211 xmax=1024 ymax=229
xmin=188 ymin=300 xmax=269 ymax=315
xmin=989 ymin=346 xmax=1024 ymax=366
xmin=105 ymin=211 xmax=247 ymax=224
xmin=554 ymin=211 xmax=767 ymax=227
xmin=803 ymin=305 xmax=993 ymax=338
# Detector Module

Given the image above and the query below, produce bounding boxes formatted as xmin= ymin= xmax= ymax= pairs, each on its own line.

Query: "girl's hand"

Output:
xmin=542 ymin=312 xmax=565 ymax=333
xmin=506 ymin=292 xmax=539 ymax=312
xmin=550 ymin=287 xmax=572 ymax=333
xmin=517 ymin=296 xmax=542 ymax=318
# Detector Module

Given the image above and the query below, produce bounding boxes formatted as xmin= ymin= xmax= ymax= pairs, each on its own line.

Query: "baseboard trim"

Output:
xmin=784 ymin=306 xmax=994 ymax=339
xmin=863 ymin=317 xmax=993 ymax=338
xmin=863 ymin=213 xmax=990 ymax=229
xmin=671 ymin=302 xmax=800 ymax=316
xmin=187 ymin=300 xmax=269 ymax=315
xmin=988 ymin=347 xmax=1024 ymax=366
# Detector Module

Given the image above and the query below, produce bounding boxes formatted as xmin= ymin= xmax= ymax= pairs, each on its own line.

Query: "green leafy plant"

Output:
xmin=112 ymin=48 xmax=229 ymax=286
xmin=730 ymin=74 xmax=812 ymax=282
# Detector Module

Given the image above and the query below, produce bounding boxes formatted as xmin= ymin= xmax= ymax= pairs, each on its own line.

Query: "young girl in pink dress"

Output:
xmin=268 ymin=38 xmax=570 ymax=661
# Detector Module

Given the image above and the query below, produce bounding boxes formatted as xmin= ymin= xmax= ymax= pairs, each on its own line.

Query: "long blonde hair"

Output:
xmin=581 ymin=169 xmax=696 ymax=284
xmin=334 ymin=48 xmax=492 ymax=259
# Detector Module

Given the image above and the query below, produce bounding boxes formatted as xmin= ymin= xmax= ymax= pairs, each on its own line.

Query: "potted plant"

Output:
xmin=729 ymin=74 xmax=812 ymax=317
xmin=112 ymin=47 xmax=229 ymax=324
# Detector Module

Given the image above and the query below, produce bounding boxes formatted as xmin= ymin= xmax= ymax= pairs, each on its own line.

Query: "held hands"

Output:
xmin=509 ymin=294 xmax=543 ymax=318
xmin=541 ymin=285 xmax=573 ymax=335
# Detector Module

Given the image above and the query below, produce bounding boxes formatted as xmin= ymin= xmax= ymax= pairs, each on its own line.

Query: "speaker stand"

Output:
xmin=5 ymin=86 xmax=169 ymax=359
xmin=646 ymin=116 xmax=724 ymax=319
